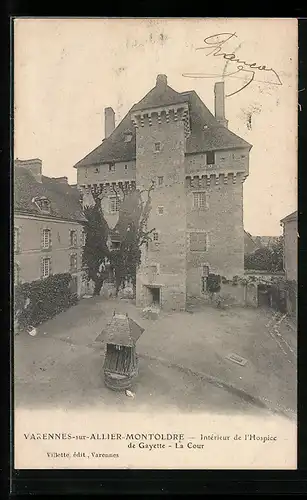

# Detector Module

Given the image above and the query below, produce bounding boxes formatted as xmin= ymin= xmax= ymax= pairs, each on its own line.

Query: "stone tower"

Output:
xmin=131 ymin=75 xmax=191 ymax=311
xmin=74 ymin=75 xmax=251 ymax=310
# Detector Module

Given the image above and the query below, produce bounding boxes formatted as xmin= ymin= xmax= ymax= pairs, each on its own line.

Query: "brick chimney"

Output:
xmin=214 ymin=82 xmax=228 ymax=128
xmin=104 ymin=107 xmax=115 ymax=138
xmin=156 ymin=74 xmax=168 ymax=87
xmin=15 ymin=158 xmax=42 ymax=183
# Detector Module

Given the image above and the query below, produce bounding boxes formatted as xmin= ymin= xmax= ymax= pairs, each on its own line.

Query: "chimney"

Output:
xmin=52 ymin=176 xmax=68 ymax=184
xmin=214 ymin=82 xmax=228 ymax=128
xmin=15 ymin=158 xmax=42 ymax=183
xmin=156 ymin=74 xmax=167 ymax=88
xmin=104 ymin=107 xmax=115 ymax=138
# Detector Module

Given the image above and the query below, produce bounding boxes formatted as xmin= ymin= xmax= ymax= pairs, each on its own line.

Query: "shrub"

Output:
xmin=207 ymin=274 xmax=221 ymax=295
xmin=14 ymin=273 xmax=77 ymax=330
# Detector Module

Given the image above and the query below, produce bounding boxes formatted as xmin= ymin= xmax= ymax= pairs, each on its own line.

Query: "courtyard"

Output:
xmin=14 ymin=296 xmax=297 ymax=419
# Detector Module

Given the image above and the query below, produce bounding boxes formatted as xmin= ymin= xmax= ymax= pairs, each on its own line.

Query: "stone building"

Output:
xmin=280 ymin=210 xmax=297 ymax=282
xmin=14 ymin=158 xmax=86 ymax=297
xmin=74 ymin=75 xmax=252 ymax=310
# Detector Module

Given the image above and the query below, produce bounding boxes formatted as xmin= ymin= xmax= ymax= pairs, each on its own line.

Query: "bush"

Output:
xmin=207 ymin=274 xmax=221 ymax=294
xmin=14 ymin=273 xmax=78 ymax=330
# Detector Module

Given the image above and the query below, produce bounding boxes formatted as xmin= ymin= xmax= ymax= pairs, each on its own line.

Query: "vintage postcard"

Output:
xmin=13 ymin=18 xmax=297 ymax=470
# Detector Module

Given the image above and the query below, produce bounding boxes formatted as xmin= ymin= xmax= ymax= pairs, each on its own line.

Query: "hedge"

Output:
xmin=14 ymin=273 xmax=78 ymax=331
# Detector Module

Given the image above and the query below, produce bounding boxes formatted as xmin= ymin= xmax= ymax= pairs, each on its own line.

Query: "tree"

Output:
xmin=244 ymin=236 xmax=284 ymax=272
xmin=109 ymin=181 xmax=155 ymax=296
xmin=82 ymin=181 xmax=155 ymax=297
xmin=82 ymin=190 xmax=111 ymax=296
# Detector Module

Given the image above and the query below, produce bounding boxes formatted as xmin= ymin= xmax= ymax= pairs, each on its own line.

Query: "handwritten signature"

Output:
xmin=182 ymin=33 xmax=282 ymax=97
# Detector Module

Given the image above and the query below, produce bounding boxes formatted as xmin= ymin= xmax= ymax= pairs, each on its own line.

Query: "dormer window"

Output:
xmin=32 ymin=196 xmax=51 ymax=213
xmin=124 ymin=130 xmax=133 ymax=143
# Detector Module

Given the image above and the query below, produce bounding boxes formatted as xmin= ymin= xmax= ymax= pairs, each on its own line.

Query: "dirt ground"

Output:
xmin=14 ymin=296 xmax=296 ymax=418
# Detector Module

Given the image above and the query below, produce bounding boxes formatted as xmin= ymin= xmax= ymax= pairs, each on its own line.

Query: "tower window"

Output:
xmin=190 ymin=232 xmax=208 ymax=252
xmin=158 ymin=176 xmax=164 ymax=186
xmin=109 ymin=196 xmax=120 ymax=213
xmin=154 ymin=142 xmax=161 ymax=152
xmin=206 ymin=151 xmax=215 ymax=165
xmin=193 ymin=192 xmax=208 ymax=209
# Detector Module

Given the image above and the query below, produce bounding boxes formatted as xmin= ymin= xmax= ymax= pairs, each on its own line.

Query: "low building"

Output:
xmin=14 ymin=158 xmax=86 ymax=296
xmin=280 ymin=210 xmax=297 ymax=282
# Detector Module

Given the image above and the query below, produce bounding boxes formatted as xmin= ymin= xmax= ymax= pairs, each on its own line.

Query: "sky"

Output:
xmin=14 ymin=18 xmax=297 ymax=235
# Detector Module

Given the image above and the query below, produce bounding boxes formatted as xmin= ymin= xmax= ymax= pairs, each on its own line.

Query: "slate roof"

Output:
xmin=14 ymin=167 xmax=86 ymax=222
xmin=74 ymin=77 xmax=251 ymax=169
xmin=100 ymin=313 xmax=145 ymax=347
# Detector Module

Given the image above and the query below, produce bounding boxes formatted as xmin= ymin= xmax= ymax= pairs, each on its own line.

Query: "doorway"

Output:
xmin=147 ymin=286 xmax=161 ymax=306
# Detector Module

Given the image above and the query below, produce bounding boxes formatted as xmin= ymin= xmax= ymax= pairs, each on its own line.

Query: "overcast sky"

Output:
xmin=14 ymin=18 xmax=297 ymax=235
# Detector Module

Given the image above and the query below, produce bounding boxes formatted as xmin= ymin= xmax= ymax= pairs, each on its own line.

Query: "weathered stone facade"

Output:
xmin=75 ymin=75 xmax=251 ymax=310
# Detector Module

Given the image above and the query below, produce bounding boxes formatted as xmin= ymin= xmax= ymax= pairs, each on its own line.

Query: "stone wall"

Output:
xmin=135 ymin=114 xmax=187 ymax=311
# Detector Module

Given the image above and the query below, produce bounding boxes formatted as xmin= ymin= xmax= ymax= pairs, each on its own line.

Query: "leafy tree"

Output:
xmin=82 ymin=181 xmax=155 ymax=297
xmin=109 ymin=182 xmax=155 ymax=296
xmin=82 ymin=191 xmax=110 ymax=296
xmin=244 ymin=236 xmax=284 ymax=272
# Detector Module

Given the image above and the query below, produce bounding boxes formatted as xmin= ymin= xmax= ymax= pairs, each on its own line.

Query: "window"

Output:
xmin=154 ymin=142 xmax=161 ymax=152
xmin=124 ymin=131 xmax=133 ymax=143
xmin=14 ymin=227 xmax=20 ymax=253
xmin=33 ymin=196 xmax=51 ymax=213
xmin=206 ymin=151 xmax=215 ymax=165
xmin=70 ymin=230 xmax=77 ymax=247
xmin=85 ymin=168 xmax=88 ymax=178
xmin=41 ymin=228 xmax=51 ymax=249
xmin=109 ymin=162 xmax=115 ymax=172
xmin=153 ymin=232 xmax=159 ymax=242
xmin=124 ymin=164 xmax=128 ymax=170
xmin=201 ymin=276 xmax=207 ymax=293
xmin=70 ymin=254 xmax=78 ymax=272
xmin=14 ymin=263 xmax=20 ymax=286
xmin=109 ymin=196 xmax=120 ymax=213
xmin=193 ymin=192 xmax=207 ymax=209
xmin=190 ymin=232 xmax=208 ymax=252
xmin=81 ymin=229 xmax=86 ymax=246
xmin=94 ymin=167 xmax=100 ymax=173
xmin=202 ymin=265 xmax=209 ymax=277
xmin=158 ymin=176 xmax=164 ymax=186
xmin=41 ymin=257 xmax=51 ymax=278
xmin=157 ymin=206 xmax=164 ymax=215
xmin=111 ymin=241 xmax=120 ymax=250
